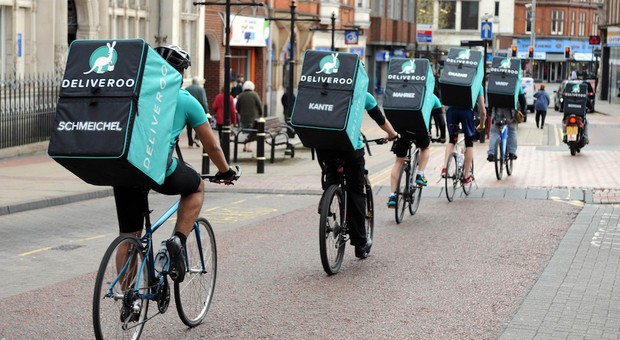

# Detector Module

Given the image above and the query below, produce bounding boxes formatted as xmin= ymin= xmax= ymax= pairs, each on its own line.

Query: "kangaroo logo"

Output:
xmin=316 ymin=53 xmax=340 ymax=75
xmin=499 ymin=58 xmax=511 ymax=68
xmin=399 ymin=59 xmax=416 ymax=74
xmin=83 ymin=41 xmax=118 ymax=75
xmin=571 ymin=84 xmax=580 ymax=93
xmin=456 ymin=49 xmax=471 ymax=60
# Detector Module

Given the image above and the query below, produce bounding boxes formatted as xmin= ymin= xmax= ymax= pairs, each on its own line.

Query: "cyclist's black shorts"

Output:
xmin=391 ymin=131 xmax=430 ymax=158
xmin=114 ymin=160 xmax=201 ymax=233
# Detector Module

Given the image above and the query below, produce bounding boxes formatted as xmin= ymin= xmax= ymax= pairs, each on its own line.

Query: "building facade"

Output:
xmin=0 ymin=0 xmax=205 ymax=83
xmin=513 ymin=0 xmax=603 ymax=83
xmin=599 ymin=0 xmax=620 ymax=102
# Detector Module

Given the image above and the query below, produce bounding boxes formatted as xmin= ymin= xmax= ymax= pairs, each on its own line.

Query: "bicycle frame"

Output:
xmin=498 ymin=122 xmax=508 ymax=161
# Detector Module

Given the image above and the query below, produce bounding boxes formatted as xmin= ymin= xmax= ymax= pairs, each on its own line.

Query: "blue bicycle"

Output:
xmin=493 ymin=118 xmax=513 ymax=180
xmin=92 ymin=166 xmax=241 ymax=339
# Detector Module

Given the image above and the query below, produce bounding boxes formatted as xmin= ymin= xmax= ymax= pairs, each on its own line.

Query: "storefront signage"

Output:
xmin=229 ymin=15 xmax=268 ymax=47
xmin=608 ymin=27 xmax=620 ymax=47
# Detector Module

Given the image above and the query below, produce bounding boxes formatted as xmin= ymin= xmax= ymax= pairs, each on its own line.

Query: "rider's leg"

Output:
xmin=390 ymin=157 xmax=405 ymax=193
xmin=343 ymin=150 xmax=368 ymax=247
xmin=487 ymin=123 xmax=500 ymax=159
xmin=463 ymin=135 xmax=474 ymax=179
xmin=507 ymin=121 xmax=518 ymax=157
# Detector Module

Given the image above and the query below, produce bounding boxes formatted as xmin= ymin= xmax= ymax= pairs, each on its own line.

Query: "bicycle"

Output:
xmin=492 ymin=117 xmax=513 ymax=180
xmin=92 ymin=165 xmax=241 ymax=339
xmin=394 ymin=131 xmax=440 ymax=224
xmin=444 ymin=137 xmax=474 ymax=202
xmin=317 ymin=137 xmax=386 ymax=275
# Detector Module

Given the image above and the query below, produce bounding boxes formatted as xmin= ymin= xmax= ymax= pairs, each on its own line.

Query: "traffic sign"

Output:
xmin=481 ymin=21 xmax=492 ymax=39
xmin=416 ymin=24 xmax=432 ymax=43
xmin=589 ymin=35 xmax=601 ymax=45
xmin=344 ymin=30 xmax=359 ymax=45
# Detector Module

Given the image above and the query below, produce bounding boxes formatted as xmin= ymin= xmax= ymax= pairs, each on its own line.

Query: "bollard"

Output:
xmin=256 ymin=117 xmax=265 ymax=173
xmin=201 ymin=151 xmax=210 ymax=174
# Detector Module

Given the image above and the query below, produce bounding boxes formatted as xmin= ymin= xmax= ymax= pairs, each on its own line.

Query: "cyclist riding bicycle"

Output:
xmin=113 ymin=45 xmax=236 ymax=283
xmin=441 ymin=86 xmax=487 ymax=184
xmin=316 ymin=92 xmax=398 ymax=259
xmin=486 ymin=88 xmax=527 ymax=162
xmin=387 ymin=93 xmax=442 ymax=208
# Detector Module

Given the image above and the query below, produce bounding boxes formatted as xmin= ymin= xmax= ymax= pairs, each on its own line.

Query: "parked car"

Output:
xmin=554 ymin=80 xmax=595 ymax=113
xmin=520 ymin=77 xmax=536 ymax=113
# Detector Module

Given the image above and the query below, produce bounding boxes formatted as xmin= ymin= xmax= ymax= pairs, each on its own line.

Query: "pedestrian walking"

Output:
xmin=235 ymin=80 xmax=263 ymax=152
xmin=533 ymin=83 xmax=551 ymax=129
xmin=184 ymin=77 xmax=209 ymax=147
xmin=212 ymin=86 xmax=237 ymax=139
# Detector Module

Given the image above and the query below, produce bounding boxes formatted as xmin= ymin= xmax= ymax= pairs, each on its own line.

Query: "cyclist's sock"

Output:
xmin=417 ymin=170 xmax=424 ymax=177
xmin=174 ymin=231 xmax=187 ymax=247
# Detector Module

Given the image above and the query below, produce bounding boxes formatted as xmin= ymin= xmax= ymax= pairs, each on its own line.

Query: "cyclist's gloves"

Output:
xmin=215 ymin=168 xmax=237 ymax=182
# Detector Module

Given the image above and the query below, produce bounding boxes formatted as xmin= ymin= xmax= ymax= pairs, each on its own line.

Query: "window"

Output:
xmin=592 ymin=13 xmax=599 ymax=35
xmin=356 ymin=0 xmax=369 ymax=8
xmin=0 ymin=6 xmax=5 ymax=78
xmin=551 ymin=10 xmax=564 ymax=35
xmin=570 ymin=11 xmax=575 ymax=36
xmin=403 ymin=1 xmax=415 ymax=22
xmin=109 ymin=1 xmax=148 ymax=39
xmin=371 ymin=0 xmax=385 ymax=16
xmin=439 ymin=1 xmax=456 ymax=30
xmin=525 ymin=9 xmax=532 ymax=33
xmin=416 ymin=0 xmax=433 ymax=25
xmin=579 ymin=12 xmax=585 ymax=36
xmin=461 ymin=1 xmax=479 ymax=30
xmin=494 ymin=1 xmax=500 ymax=16
xmin=388 ymin=0 xmax=401 ymax=20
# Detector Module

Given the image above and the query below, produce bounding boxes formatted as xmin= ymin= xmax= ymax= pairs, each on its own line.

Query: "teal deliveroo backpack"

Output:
xmin=438 ymin=48 xmax=484 ymax=109
xmin=486 ymin=57 xmax=522 ymax=109
xmin=48 ymin=39 xmax=182 ymax=187
xmin=383 ymin=58 xmax=435 ymax=133
xmin=290 ymin=50 xmax=368 ymax=151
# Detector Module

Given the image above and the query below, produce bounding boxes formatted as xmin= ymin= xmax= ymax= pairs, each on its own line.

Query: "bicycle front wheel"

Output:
xmin=494 ymin=140 xmax=503 ymax=180
xmin=395 ymin=161 xmax=408 ymax=224
xmin=463 ymin=159 xmax=474 ymax=195
xmin=93 ymin=236 xmax=148 ymax=340
xmin=319 ymin=185 xmax=346 ymax=275
xmin=445 ymin=154 xmax=458 ymax=202
xmin=175 ymin=217 xmax=217 ymax=327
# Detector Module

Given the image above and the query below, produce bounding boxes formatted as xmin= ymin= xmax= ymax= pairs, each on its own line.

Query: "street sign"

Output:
xmin=460 ymin=40 xmax=491 ymax=47
xmin=416 ymin=24 xmax=432 ymax=43
xmin=344 ymin=30 xmax=359 ymax=45
xmin=481 ymin=21 xmax=492 ymax=39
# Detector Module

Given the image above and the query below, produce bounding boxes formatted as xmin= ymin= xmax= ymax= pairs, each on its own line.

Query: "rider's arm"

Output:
xmin=195 ymin=123 xmax=230 ymax=173
xmin=365 ymin=93 xmax=398 ymax=140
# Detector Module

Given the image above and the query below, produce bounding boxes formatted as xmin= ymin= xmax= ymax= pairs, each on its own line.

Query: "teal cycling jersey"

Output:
xmin=166 ymin=88 xmax=210 ymax=175
xmin=430 ymin=94 xmax=442 ymax=110
xmin=364 ymin=92 xmax=377 ymax=111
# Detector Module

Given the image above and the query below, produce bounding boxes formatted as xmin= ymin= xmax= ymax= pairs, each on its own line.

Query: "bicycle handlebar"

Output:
xmin=201 ymin=164 xmax=242 ymax=185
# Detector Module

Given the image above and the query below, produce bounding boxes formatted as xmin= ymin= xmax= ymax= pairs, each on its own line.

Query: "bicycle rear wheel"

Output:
xmin=364 ymin=177 xmax=375 ymax=253
xmin=175 ymin=217 xmax=217 ymax=327
xmin=463 ymin=159 xmax=474 ymax=195
xmin=444 ymin=154 xmax=458 ymax=202
xmin=395 ymin=161 xmax=408 ymax=224
xmin=93 ymin=236 xmax=148 ymax=340
xmin=409 ymin=150 xmax=421 ymax=215
xmin=319 ymin=185 xmax=346 ymax=275
xmin=494 ymin=140 xmax=503 ymax=180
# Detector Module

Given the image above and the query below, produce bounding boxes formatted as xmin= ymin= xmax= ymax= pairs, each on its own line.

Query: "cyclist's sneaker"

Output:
xmin=387 ymin=193 xmax=397 ymax=209
xmin=487 ymin=154 xmax=495 ymax=162
xmin=166 ymin=236 xmax=186 ymax=283
xmin=415 ymin=174 xmax=428 ymax=186
xmin=438 ymin=137 xmax=446 ymax=144
xmin=354 ymin=239 xmax=372 ymax=259
xmin=508 ymin=153 xmax=518 ymax=160
xmin=441 ymin=168 xmax=446 ymax=178
xmin=464 ymin=175 xmax=474 ymax=185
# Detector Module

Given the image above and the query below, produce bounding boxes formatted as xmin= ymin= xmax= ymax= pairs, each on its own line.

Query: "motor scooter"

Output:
xmin=563 ymin=114 xmax=586 ymax=156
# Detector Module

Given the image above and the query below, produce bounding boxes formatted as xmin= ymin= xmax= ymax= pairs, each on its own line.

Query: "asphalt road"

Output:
xmin=0 ymin=191 xmax=580 ymax=339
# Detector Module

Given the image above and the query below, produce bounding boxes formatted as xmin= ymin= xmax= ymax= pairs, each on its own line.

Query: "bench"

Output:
xmin=232 ymin=116 xmax=295 ymax=163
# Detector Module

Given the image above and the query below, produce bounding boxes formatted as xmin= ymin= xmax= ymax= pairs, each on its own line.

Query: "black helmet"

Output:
xmin=155 ymin=45 xmax=191 ymax=73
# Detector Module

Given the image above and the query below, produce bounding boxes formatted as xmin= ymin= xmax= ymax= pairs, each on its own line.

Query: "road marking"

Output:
xmin=83 ymin=235 xmax=106 ymax=241
xmin=19 ymin=247 xmax=51 ymax=257
xmin=370 ymin=146 xmax=442 ymax=188
xmin=550 ymin=196 xmax=584 ymax=207
xmin=232 ymin=199 xmax=246 ymax=205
